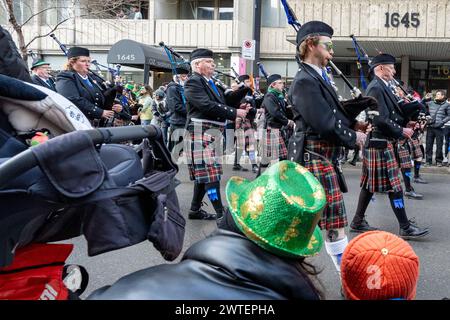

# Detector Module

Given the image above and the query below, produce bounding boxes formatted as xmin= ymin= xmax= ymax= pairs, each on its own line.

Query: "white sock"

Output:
xmin=325 ymin=236 xmax=348 ymax=273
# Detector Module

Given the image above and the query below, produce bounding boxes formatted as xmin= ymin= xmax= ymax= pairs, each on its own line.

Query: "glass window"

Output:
xmin=429 ymin=61 xmax=450 ymax=80
xmin=219 ymin=0 xmax=233 ymax=20
xmin=197 ymin=0 xmax=214 ymax=20
xmin=2 ymin=0 xmax=34 ymax=25
xmin=261 ymin=0 xmax=287 ymax=28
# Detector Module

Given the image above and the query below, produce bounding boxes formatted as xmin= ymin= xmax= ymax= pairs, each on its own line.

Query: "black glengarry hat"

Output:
xmin=67 ymin=46 xmax=90 ymax=59
xmin=296 ymin=21 xmax=334 ymax=45
xmin=369 ymin=53 xmax=396 ymax=68
xmin=190 ymin=48 xmax=214 ymax=61
xmin=267 ymin=74 xmax=282 ymax=85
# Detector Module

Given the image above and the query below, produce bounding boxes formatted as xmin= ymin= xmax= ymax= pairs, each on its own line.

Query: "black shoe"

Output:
xmin=188 ymin=208 xmax=217 ymax=220
xmin=437 ymin=162 xmax=443 ymax=167
xmin=232 ymin=164 xmax=249 ymax=172
xmin=252 ymin=164 xmax=258 ymax=173
xmin=350 ymin=219 xmax=379 ymax=233
xmin=413 ymin=176 xmax=428 ymax=184
xmin=399 ymin=224 xmax=429 ymax=240
xmin=259 ymin=163 xmax=269 ymax=168
xmin=404 ymin=190 xmax=424 ymax=200
xmin=349 ymin=159 xmax=357 ymax=166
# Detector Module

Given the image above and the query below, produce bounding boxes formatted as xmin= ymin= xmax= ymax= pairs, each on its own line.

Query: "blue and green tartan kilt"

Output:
xmin=304 ymin=140 xmax=347 ymax=230
xmin=395 ymin=140 xmax=413 ymax=169
xmin=360 ymin=142 xmax=403 ymax=193
xmin=408 ymin=137 xmax=424 ymax=160
xmin=262 ymin=127 xmax=288 ymax=160
xmin=185 ymin=121 xmax=224 ymax=184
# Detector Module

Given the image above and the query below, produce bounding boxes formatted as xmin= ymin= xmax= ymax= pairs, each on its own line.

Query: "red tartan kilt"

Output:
xmin=408 ymin=138 xmax=423 ymax=159
xmin=262 ymin=127 xmax=288 ymax=160
xmin=361 ymin=142 xmax=403 ymax=193
xmin=185 ymin=122 xmax=224 ymax=184
xmin=235 ymin=120 xmax=256 ymax=150
xmin=396 ymin=140 xmax=413 ymax=169
xmin=304 ymin=140 xmax=347 ymax=230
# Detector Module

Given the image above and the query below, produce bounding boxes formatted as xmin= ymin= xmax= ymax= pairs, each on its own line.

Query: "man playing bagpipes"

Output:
xmin=184 ymin=48 xmax=250 ymax=221
xmin=232 ymin=75 xmax=259 ymax=173
xmin=350 ymin=53 xmax=429 ymax=240
xmin=286 ymin=21 xmax=372 ymax=274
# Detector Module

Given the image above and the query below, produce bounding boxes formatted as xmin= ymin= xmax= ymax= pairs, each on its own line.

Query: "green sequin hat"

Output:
xmin=226 ymin=160 xmax=326 ymax=258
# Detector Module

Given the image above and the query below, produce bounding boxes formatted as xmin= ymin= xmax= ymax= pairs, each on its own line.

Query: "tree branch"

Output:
xmin=24 ymin=17 xmax=72 ymax=49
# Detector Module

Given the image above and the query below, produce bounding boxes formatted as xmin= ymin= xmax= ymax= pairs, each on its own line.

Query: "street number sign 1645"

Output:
xmin=385 ymin=12 xmax=420 ymax=28
xmin=117 ymin=54 xmax=136 ymax=61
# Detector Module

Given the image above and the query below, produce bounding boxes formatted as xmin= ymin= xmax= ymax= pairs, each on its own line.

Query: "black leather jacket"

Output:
xmin=87 ymin=228 xmax=320 ymax=300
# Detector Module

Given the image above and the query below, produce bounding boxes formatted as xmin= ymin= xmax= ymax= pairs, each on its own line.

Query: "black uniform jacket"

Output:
xmin=263 ymin=92 xmax=289 ymax=129
xmin=31 ymin=74 xmax=56 ymax=91
xmin=166 ymin=81 xmax=187 ymax=126
xmin=87 ymin=229 xmax=320 ymax=300
xmin=56 ymin=70 xmax=106 ymax=120
xmin=365 ymin=76 xmax=404 ymax=140
xmin=184 ymin=72 xmax=237 ymax=123
xmin=288 ymin=62 xmax=357 ymax=149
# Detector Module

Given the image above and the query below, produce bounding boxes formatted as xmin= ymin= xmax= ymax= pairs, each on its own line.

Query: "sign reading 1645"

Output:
xmin=385 ymin=12 xmax=420 ymax=28
xmin=117 ymin=54 xmax=136 ymax=61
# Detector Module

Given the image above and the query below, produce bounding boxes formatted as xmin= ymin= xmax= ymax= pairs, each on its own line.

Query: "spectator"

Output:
xmin=138 ymin=85 xmax=153 ymax=125
xmin=129 ymin=6 xmax=142 ymax=20
xmin=444 ymin=96 xmax=450 ymax=166
xmin=116 ymin=9 xmax=126 ymax=19
xmin=425 ymin=90 xmax=450 ymax=166
xmin=151 ymin=89 xmax=171 ymax=143
xmin=87 ymin=161 xmax=326 ymax=300
xmin=341 ymin=231 xmax=419 ymax=300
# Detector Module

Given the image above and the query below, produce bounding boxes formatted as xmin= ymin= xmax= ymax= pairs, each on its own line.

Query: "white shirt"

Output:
xmin=303 ymin=62 xmax=326 ymax=78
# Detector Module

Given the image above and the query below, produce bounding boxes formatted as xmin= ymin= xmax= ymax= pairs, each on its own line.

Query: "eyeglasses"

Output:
xmin=318 ymin=41 xmax=334 ymax=52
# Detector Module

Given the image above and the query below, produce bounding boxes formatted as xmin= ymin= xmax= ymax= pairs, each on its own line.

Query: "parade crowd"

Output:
xmin=1 ymin=18 xmax=448 ymax=300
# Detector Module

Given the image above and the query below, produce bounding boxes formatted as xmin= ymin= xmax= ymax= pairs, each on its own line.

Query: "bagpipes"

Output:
xmin=49 ymin=34 xmax=119 ymax=127
xmin=280 ymin=0 xmax=370 ymax=121
xmin=350 ymin=34 xmax=425 ymax=122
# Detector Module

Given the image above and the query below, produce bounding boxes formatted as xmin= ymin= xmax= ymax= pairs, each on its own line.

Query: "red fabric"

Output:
xmin=0 ymin=244 xmax=73 ymax=300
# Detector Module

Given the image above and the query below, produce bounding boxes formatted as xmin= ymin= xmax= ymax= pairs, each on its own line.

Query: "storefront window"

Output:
xmin=410 ymin=61 xmax=450 ymax=96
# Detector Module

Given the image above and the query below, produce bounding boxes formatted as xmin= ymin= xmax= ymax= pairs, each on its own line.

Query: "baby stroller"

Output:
xmin=0 ymin=75 xmax=185 ymax=300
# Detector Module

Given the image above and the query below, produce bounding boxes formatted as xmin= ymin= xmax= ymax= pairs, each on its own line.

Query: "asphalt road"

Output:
xmin=67 ymin=163 xmax=450 ymax=300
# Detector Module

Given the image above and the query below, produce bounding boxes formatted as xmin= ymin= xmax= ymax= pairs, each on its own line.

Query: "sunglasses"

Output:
xmin=318 ymin=41 xmax=334 ymax=52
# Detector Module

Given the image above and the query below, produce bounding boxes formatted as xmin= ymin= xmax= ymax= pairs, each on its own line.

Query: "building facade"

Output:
xmin=1 ymin=0 xmax=450 ymax=95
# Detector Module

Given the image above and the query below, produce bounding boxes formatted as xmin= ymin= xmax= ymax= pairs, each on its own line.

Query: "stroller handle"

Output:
xmin=0 ymin=125 xmax=160 ymax=189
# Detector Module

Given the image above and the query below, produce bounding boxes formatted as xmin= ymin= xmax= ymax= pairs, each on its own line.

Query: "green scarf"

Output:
xmin=268 ymin=87 xmax=284 ymax=100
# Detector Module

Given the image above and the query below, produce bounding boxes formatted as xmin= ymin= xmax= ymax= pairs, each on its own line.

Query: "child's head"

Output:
xmin=341 ymin=231 xmax=419 ymax=300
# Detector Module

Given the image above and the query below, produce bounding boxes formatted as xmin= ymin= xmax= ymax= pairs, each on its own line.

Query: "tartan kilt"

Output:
xmin=262 ymin=127 xmax=288 ymax=160
xmin=304 ymin=140 xmax=347 ymax=230
xmin=395 ymin=140 xmax=413 ymax=169
xmin=185 ymin=121 xmax=224 ymax=184
xmin=360 ymin=142 xmax=403 ymax=193
xmin=235 ymin=119 xmax=256 ymax=151
xmin=408 ymin=137 xmax=424 ymax=160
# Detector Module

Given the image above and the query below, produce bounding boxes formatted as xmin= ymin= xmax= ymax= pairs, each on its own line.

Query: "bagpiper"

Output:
xmin=350 ymin=53 xmax=430 ymax=239
xmin=184 ymin=48 xmax=248 ymax=221
xmin=287 ymin=21 xmax=370 ymax=274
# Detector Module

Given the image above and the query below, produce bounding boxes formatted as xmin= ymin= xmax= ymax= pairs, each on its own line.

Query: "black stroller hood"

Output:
xmin=0 ymin=126 xmax=182 ymax=267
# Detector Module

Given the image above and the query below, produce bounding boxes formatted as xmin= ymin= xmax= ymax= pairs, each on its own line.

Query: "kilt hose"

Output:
xmin=395 ymin=139 xmax=413 ymax=169
xmin=261 ymin=127 xmax=288 ymax=161
xmin=303 ymin=140 xmax=347 ymax=230
xmin=360 ymin=142 xmax=403 ymax=193
xmin=185 ymin=121 xmax=224 ymax=184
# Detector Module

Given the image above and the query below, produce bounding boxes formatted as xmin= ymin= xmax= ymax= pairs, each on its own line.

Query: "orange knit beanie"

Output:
xmin=341 ymin=231 xmax=419 ymax=300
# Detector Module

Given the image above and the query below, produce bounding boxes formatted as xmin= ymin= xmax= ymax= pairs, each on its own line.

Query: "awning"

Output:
xmin=107 ymin=39 xmax=186 ymax=84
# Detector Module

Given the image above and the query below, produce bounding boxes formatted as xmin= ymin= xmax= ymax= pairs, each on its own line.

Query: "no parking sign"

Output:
xmin=242 ymin=40 xmax=256 ymax=60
